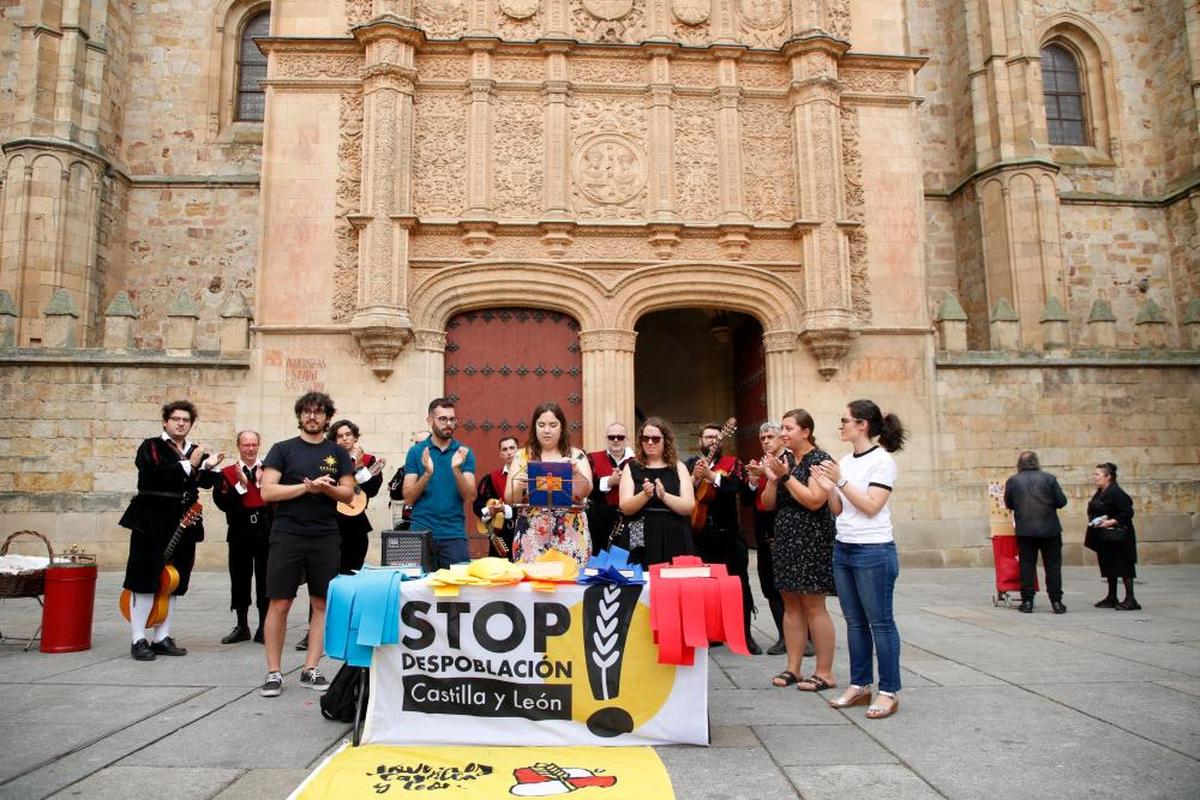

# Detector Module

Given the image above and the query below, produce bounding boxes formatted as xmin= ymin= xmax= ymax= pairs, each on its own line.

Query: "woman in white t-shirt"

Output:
xmin=813 ymin=399 xmax=906 ymax=720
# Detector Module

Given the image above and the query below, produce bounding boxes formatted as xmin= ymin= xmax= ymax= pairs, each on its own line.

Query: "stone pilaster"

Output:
xmin=464 ymin=44 xmax=495 ymax=219
xmin=43 ymin=289 xmax=79 ymax=348
xmin=349 ymin=19 xmax=422 ymax=380
xmin=714 ymin=53 xmax=749 ymax=261
xmin=219 ymin=291 xmax=253 ymax=353
xmin=0 ymin=291 xmax=16 ymax=347
xmin=785 ymin=34 xmax=856 ymax=379
xmin=646 ymin=53 xmax=675 ymax=225
xmin=989 ymin=297 xmax=1020 ymax=351
xmin=103 ymin=291 xmax=139 ymax=351
xmin=1086 ymin=297 xmax=1117 ymax=349
xmin=935 ymin=294 xmax=968 ymax=353
xmin=1039 ymin=296 xmax=1070 ymax=354
xmin=412 ymin=328 xmax=449 ymax=405
xmin=165 ymin=290 xmax=199 ymax=355
xmin=762 ymin=330 xmax=801 ymax=420
xmin=579 ymin=329 xmax=637 ymax=450
xmin=542 ymin=45 xmax=572 ymax=223
xmin=1134 ymin=299 xmax=1169 ymax=349
xmin=1183 ymin=299 xmax=1200 ymax=351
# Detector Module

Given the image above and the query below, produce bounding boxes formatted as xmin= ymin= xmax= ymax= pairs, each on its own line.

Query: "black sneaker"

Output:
xmin=261 ymin=671 xmax=283 ymax=697
xmin=299 ymin=667 xmax=330 ymax=692
xmin=221 ymin=626 xmax=251 ymax=644
xmin=131 ymin=638 xmax=156 ymax=661
xmin=150 ymin=636 xmax=187 ymax=656
xmin=252 ymin=627 xmax=264 ymax=644
xmin=767 ymin=638 xmax=787 ymax=656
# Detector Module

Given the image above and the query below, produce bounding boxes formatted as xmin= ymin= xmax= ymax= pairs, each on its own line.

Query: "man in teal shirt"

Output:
xmin=403 ymin=398 xmax=477 ymax=567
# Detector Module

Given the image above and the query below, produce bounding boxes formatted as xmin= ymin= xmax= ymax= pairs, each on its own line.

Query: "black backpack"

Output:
xmin=320 ymin=663 xmax=369 ymax=723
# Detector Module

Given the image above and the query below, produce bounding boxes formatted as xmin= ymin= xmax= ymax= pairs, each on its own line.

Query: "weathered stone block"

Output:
xmin=43 ymin=289 xmax=80 ymax=348
xmin=989 ymin=298 xmax=1020 ymax=350
xmin=0 ymin=290 xmax=16 ymax=347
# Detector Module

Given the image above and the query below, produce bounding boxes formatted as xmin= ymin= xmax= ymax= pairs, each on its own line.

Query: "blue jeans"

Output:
xmin=833 ymin=540 xmax=902 ymax=693
xmin=432 ymin=537 xmax=469 ymax=569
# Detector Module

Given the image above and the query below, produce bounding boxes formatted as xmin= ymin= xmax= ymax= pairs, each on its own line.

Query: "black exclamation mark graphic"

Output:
xmin=581 ymin=583 xmax=642 ymax=737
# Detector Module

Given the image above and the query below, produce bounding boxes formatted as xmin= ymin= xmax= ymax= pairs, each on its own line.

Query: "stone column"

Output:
xmin=412 ymin=329 xmax=449 ymax=404
xmin=350 ymin=19 xmax=422 ymax=380
xmin=762 ymin=331 xmax=802 ymax=421
xmin=43 ymin=289 xmax=79 ymax=348
xmin=0 ymin=291 xmax=16 ymax=347
xmin=462 ymin=44 xmax=496 ymax=256
xmin=540 ymin=44 xmax=575 ymax=256
xmin=165 ymin=290 xmax=199 ymax=355
xmin=785 ymin=34 xmax=856 ymax=379
xmin=103 ymin=291 xmax=138 ymax=351
xmin=219 ymin=291 xmax=253 ymax=352
xmin=935 ymin=294 xmax=968 ymax=353
xmin=579 ymin=329 xmax=637 ymax=451
xmin=714 ymin=52 xmax=750 ymax=259
xmin=646 ymin=51 xmax=680 ymax=258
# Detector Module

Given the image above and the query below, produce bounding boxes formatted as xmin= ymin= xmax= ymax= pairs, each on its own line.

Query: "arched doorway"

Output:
xmin=443 ymin=308 xmax=583 ymax=549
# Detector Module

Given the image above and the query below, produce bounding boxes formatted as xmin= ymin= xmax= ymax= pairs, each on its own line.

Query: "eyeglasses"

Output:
xmin=300 ymin=409 xmax=326 ymax=418
xmin=166 ymin=416 xmax=192 ymax=423
xmin=606 ymin=435 xmax=626 ymax=441
xmin=640 ymin=435 xmax=663 ymax=444
xmin=839 ymin=417 xmax=861 ymax=426
xmin=433 ymin=416 xmax=457 ymax=424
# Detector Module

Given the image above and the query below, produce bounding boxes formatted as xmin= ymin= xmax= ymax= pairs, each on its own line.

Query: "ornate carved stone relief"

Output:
xmin=417 ymin=0 xmax=469 ymax=39
xmin=737 ymin=0 xmax=788 ymax=49
xmin=671 ymin=0 xmax=711 ymax=46
xmin=334 ymin=92 xmax=365 ymax=322
xmin=826 ymin=0 xmax=851 ymax=39
xmin=494 ymin=56 xmax=544 ymax=82
xmin=345 ymin=0 xmax=373 ymax=27
xmin=840 ymin=69 xmax=907 ymax=95
xmin=742 ymin=99 xmax=796 ymax=222
xmin=738 ymin=61 xmax=789 ymax=90
xmin=416 ymin=55 xmax=467 ymax=83
xmin=413 ymin=92 xmax=468 ymax=217
xmin=840 ymin=104 xmax=871 ymax=322
xmin=673 ymin=97 xmax=720 ymax=222
xmin=275 ymin=54 xmax=362 ymax=79
xmin=670 ymin=59 xmax=715 ymax=88
xmin=570 ymin=97 xmax=648 ymax=220
xmin=572 ymin=57 xmax=645 ymax=85
xmin=570 ymin=0 xmax=646 ymax=44
xmin=494 ymin=96 xmax=546 ymax=218
xmin=496 ymin=3 xmax=544 ymax=42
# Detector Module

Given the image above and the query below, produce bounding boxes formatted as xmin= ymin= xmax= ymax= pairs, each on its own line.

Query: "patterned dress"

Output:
xmin=511 ymin=448 xmax=592 ymax=568
xmin=771 ymin=448 xmax=837 ymax=595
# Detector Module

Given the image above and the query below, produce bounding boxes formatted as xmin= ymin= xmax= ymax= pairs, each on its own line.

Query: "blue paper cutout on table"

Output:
xmin=580 ymin=545 xmax=645 ymax=585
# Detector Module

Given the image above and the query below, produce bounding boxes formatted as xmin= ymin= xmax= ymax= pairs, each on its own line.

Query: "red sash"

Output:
xmin=588 ymin=450 xmax=622 ymax=506
xmin=222 ymin=463 xmax=265 ymax=509
xmin=490 ymin=468 xmax=508 ymax=499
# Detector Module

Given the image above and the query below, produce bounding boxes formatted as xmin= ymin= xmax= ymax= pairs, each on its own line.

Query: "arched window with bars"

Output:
xmin=1040 ymin=43 xmax=1089 ymax=147
xmin=235 ymin=11 xmax=270 ymax=122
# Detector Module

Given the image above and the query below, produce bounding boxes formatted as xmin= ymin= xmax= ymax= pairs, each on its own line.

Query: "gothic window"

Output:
xmin=235 ymin=11 xmax=270 ymax=122
xmin=1040 ymin=43 xmax=1088 ymax=147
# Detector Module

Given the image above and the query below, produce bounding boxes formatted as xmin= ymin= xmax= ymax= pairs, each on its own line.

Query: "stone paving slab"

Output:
xmin=755 ymin=722 xmax=899 ymax=766
xmin=44 ymin=766 xmax=242 ymax=800
xmin=783 ymin=764 xmax=942 ymax=800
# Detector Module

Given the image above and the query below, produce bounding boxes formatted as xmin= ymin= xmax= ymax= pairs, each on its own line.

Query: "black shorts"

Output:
xmin=266 ymin=531 xmax=340 ymax=600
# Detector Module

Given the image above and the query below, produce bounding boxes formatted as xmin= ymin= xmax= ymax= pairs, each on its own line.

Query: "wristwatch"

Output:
xmin=836 ymin=478 xmax=848 ymax=489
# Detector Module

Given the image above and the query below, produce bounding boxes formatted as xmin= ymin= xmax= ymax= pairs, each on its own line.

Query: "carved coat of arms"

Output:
xmin=737 ymin=0 xmax=785 ymax=29
xmin=582 ymin=0 xmax=634 ymax=21
xmin=500 ymin=0 xmax=540 ymax=19
xmin=672 ymin=0 xmax=710 ymax=26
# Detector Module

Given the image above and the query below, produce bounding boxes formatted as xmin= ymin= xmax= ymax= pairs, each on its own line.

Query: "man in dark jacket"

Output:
xmin=1004 ymin=451 xmax=1069 ymax=614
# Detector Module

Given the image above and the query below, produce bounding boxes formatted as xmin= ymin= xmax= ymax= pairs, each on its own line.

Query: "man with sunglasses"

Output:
xmin=403 ymin=397 xmax=477 ymax=568
xmin=585 ymin=422 xmax=634 ymax=555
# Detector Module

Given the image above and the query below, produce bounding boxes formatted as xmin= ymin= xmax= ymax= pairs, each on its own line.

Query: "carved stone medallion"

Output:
xmin=672 ymin=0 xmax=710 ymax=25
xmin=582 ymin=0 xmax=634 ymax=21
xmin=420 ymin=0 xmax=463 ymax=18
xmin=737 ymin=0 xmax=785 ymax=29
xmin=500 ymin=0 xmax=540 ymax=19
xmin=573 ymin=134 xmax=646 ymax=204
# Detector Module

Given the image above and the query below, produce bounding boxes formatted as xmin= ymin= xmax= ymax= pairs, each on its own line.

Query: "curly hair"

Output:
xmin=635 ymin=417 xmax=678 ymax=466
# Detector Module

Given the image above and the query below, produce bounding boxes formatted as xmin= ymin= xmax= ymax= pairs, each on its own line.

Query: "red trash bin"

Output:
xmin=41 ymin=549 xmax=97 ymax=653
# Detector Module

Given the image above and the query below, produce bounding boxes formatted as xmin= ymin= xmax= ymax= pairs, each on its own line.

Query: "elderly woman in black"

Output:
xmin=1085 ymin=462 xmax=1139 ymax=610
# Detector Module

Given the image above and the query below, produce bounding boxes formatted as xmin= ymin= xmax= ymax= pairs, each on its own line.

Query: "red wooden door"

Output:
xmin=444 ymin=308 xmax=584 ymax=549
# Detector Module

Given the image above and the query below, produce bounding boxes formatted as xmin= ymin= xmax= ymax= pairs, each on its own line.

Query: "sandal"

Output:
xmin=829 ymin=684 xmax=871 ymax=709
xmin=866 ymin=691 xmax=899 ymax=719
xmin=797 ymin=675 xmax=836 ymax=692
xmin=771 ymin=670 xmax=800 ymax=688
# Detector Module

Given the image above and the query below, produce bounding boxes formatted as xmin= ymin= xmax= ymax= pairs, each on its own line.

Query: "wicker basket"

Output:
xmin=0 ymin=530 xmax=53 ymax=598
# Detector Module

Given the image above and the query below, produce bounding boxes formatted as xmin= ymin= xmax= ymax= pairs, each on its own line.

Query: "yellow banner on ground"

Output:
xmin=292 ymin=744 xmax=675 ymax=799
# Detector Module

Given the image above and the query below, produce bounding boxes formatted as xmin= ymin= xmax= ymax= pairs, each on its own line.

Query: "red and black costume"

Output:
xmin=743 ymin=470 xmax=784 ymax=644
xmin=119 ymin=434 xmax=216 ymax=596
xmin=212 ymin=459 xmax=273 ymax=623
xmin=473 ymin=466 xmax=515 ymax=558
xmin=337 ymin=452 xmax=383 ymax=574
xmin=585 ymin=447 xmax=633 ymax=555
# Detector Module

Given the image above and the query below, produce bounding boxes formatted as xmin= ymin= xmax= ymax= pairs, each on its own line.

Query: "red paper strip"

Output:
xmin=654 ymin=577 xmax=685 ymax=665
xmin=680 ymin=579 xmax=709 ymax=650
xmin=717 ymin=574 xmax=749 ymax=655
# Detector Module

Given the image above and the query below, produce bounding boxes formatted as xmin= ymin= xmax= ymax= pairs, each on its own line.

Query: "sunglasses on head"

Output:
xmin=640 ymin=435 xmax=663 ymax=444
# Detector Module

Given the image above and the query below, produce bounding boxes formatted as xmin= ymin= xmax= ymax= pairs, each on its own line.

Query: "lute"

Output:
xmin=119 ymin=496 xmax=202 ymax=627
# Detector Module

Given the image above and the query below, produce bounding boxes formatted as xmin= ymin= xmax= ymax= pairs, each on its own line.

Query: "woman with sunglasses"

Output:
xmin=618 ymin=417 xmax=697 ymax=567
xmin=813 ymin=399 xmax=906 ymax=720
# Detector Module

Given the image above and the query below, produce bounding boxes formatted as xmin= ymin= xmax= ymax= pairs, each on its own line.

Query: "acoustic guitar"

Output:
xmin=119 ymin=498 xmax=202 ymax=628
xmin=337 ymin=485 xmax=368 ymax=517
xmin=690 ymin=417 xmax=738 ymax=532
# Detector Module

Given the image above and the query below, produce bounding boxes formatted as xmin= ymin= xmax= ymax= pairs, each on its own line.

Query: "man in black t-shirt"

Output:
xmin=258 ymin=392 xmax=355 ymax=697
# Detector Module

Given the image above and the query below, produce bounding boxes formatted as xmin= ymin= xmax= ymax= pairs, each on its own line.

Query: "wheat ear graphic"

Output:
xmin=590 ymin=584 xmax=622 ymax=700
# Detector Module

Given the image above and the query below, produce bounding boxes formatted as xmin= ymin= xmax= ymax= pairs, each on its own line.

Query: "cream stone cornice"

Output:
xmin=255 ymin=37 xmax=360 ymax=55
xmin=578 ymin=329 xmax=637 ymax=352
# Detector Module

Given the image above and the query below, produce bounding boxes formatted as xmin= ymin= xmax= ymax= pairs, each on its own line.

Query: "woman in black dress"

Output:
xmin=762 ymin=408 xmax=837 ymax=693
xmin=1085 ymin=462 xmax=1140 ymax=610
xmin=618 ymin=417 xmax=697 ymax=567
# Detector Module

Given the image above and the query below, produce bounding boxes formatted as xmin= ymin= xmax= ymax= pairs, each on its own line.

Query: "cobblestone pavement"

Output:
xmin=1 ymin=563 xmax=1197 ymax=799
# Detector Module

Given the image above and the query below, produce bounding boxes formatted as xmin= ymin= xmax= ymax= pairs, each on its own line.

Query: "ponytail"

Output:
xmin=848 ymin=399 xmax=906 ymax=453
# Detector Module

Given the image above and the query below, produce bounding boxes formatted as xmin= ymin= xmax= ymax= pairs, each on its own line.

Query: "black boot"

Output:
xmin=222 ymin=625 xmax=251 ymax=644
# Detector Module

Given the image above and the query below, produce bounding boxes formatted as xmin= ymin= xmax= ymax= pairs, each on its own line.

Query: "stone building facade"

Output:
xmin=1 ymin=0 xmax=1197 ymax=569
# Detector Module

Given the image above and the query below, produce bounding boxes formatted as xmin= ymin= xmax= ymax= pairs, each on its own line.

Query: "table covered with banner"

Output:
xmin=322 ymin=549 xmax=750 ymax=748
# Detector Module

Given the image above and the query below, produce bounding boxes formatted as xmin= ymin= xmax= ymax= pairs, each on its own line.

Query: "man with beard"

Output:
xmin=688 ymin=423 xmax=760 ymax=654
xmin=585 ymin=421 xmax=634 ymax=555
xmin=403 ymin=397 xmax=477 ymax=568
xmin=258 ymin=392 xmax=355 ymax=696
xmin=211 ymin=429 xmax=272 ymax=645
xmin=120 ymin=400 xmax=224 ymax=661
xmin=472 ymin=435 xmax=520 ymax=558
